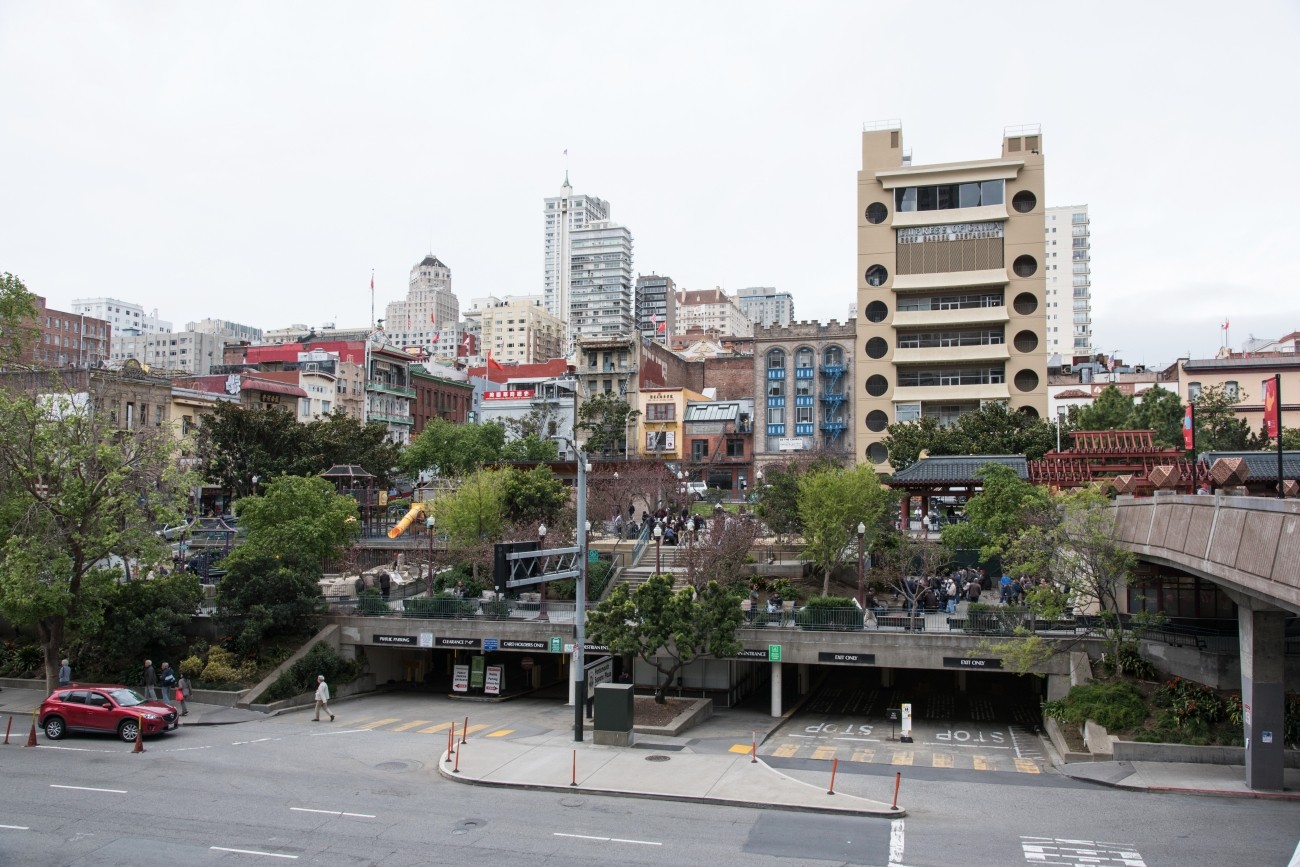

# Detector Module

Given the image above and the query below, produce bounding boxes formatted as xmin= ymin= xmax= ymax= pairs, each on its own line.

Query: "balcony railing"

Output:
xmin=366 ymin=381 xmax=416 ymax=398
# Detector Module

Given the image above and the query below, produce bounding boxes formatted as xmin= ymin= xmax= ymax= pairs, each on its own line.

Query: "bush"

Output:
xmin=0 ymin=642 xmax=43 ymax=678
xmin=200 ymin=646 xmax=257 ymax=685
xmin=179 ymin=655 xmax=205 ymax=678
xmin=260 ymin=642 xmax=361 ymax=704
xmin=355 ymin=589 xmax=390 ymax=616
xmin=1041 ymin=680 xmax=1148 ymax=732
xmin=405 ymin=594 xmax=476 ymax=618
xmin=480 ymin=599 xmax=511 ymax=620
xmin=796 ymin=596 xmax=862 ymax=631
xmin=1100 ymin=643 xmax=1157 ymax=680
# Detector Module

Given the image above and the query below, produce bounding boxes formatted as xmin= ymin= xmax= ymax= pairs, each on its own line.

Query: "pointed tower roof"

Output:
xmin=419 ymin=254 xmax=447 ymax=269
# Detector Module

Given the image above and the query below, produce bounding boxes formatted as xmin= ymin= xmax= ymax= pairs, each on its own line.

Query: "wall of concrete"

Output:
xmin=1112 ymin=740 xmax=1300 ymax=768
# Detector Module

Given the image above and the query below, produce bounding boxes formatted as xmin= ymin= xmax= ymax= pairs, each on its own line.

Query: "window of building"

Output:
xmin=691 ymin=440 xmax=709 ymax=461
xmin=726 ymin=438 xmax=744 ymax=457
xmin=767 ymin=349 xmax=785 ymax=369
xmin=894 ymin=179 xmax=1004 ymax=212
xmin=646 ymin=403 xmax=675 ymax=421
xmin=1187 ymin=382 xmax=1202 ymax=399
xmin=895 ymin=402 xmax=921 ymax=423
xmin=795 ymin=347 xmax=813 ymax=368
xmin=768 ymin=407 xmax=785 ymax=425
xmin=795 ymin=406 xmax=813 ymax=424
xmin=1223 ymin=381 xmax=1238 ymax=399
xmin=768 ymin=379 xmax=785 ymax=398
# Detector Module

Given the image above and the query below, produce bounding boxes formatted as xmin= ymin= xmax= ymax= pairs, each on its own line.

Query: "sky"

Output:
xmin=2 ymin=1 xmax=1298 ymax=370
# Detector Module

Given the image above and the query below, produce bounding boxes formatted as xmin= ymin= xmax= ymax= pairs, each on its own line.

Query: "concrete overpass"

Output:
xmin=1113 ymin=494 xmax=1299 ymax=789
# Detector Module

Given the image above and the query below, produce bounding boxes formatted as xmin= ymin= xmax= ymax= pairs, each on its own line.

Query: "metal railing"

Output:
xmin=329 ymin=596 xmax=596 ymax=623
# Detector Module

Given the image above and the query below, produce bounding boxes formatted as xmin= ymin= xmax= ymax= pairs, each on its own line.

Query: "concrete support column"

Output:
xmin=798 ymin=663 xmax=810 ymax=694
xmin=770 ymin=661 xmax=783 ymax=718
xmin=1046 ymin=673 xmax=1070 ymax=702
xmin=881 ymin=667 xmax=894 ymax=688
xmin=1239 ymin=606 xmax=1287 ymax=791
xmin=955 ymin=671 xmax=967 ymax=693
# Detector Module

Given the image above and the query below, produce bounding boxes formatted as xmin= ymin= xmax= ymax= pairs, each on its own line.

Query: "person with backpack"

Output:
xmin=159 ymin=662 xmax=178 ymax=707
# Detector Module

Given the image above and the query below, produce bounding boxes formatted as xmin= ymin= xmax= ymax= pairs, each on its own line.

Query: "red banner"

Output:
xmin=1262 ymin=377 xmax=1280 ymax=438
xmin=1182 ymin=403 xmax=1194 ymax=450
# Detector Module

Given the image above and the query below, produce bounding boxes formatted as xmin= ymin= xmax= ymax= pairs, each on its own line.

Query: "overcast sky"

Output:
xmin=3 ymin=1 xmax=1297 ymax=368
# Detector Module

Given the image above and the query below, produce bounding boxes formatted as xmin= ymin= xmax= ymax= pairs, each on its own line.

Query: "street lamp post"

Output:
xmin=856 ymin=521 xmax=867 ymax=608
xmin=653 ymin=523 xmax=663 ymax=574
xmin=426 ymin=515 xmax=436 ymax=582
xmin=537 ymin=523 xmax=548 ymax=622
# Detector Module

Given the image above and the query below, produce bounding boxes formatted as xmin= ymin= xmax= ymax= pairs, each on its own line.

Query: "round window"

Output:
xmin=865 ymin=337 xmax=888 ymax=359
xmin=865 ymin=375 xmax=889 ymax=397
xmin=866 ymin=443 xmax=889 ymax=464
xmin=865 ymin=265 xmax=889 ymax=287
xmin=1012 ymin=255 xmax=1037 ymax=278
xmin=865 ymin=301 xmax=888 ymax=323
xmin=1012 ymin=292 xmax=1038 ymax=315
xmin=865 ymin=202 xmax=888 ymax=224
xmin=866 ymin=410 xmax=889 ymax=432
xmin=1012 ymin=190 xmax=1037 ymax=213
xmin=1014 ymin=369 xmax=1040 ymax=392
xmin=1013 ymin=330 xmax=1039 ymax=353
xmin=1019 ymin=405 xmax=1040 ymax=419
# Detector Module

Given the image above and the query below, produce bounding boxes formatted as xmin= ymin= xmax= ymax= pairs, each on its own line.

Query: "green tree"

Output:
xmin=431 ymin=468 xmax=510 ymax=546
xmin=1282 ymin=428 xmax=1300 ymax=450
xmin=234 ymin=475 xmax=360 ymax=563
xmin=577 ymin=391 xmax=639 ymax=456
xmin=754 ymin=462 xmax=805 ymax=543
xmin=0 ymin=272 xmax=39 ymax=365
xmin=1193 ymin=384 xmax=1253 ymax=451
xmin=195 ymin=402 xmax=307 ymax=500
xmin=880 ymin=416 xmax=952 ymax=471
xmin=502 ymin=465 xmax=568 ymax=524
xmin=76 ymin=571 xmax=203 ymax=680
xmin=402 ymin=418 xmax=506 ymax=477
xmin=798 ymin=466 xmax=896 ymax=595
xmin=500 ymin=434 xmax=560 ymax=462
xmin=940 ymin=462 xmax=1051 ymax=562
xmin=882 ymin=403 xmax=1055 ymax=471
xmin=0 ymin=389 xmax=189 ymax=690
xmin=1071 ymin=384 xmax=1136 ymax=431
xmin=1133 ymin=385 xmax=1187 ymax=450
xmin=217 ymin=550 xmax=326 ymax=656
xmin=586 ymin=574 xmax=743 ymax=703
xmin=302 ymin=410 xmax=402 ymax=488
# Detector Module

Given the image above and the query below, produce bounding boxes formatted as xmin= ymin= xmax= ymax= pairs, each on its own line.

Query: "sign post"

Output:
xmin=900 ymin=702 xmax=913 ymax=744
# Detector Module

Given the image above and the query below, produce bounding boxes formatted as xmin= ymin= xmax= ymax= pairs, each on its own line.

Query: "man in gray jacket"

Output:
xmin=313 ymin=675 xmax=334 ymax=722
xmin=143 ymin=659 xmax=159 ymax=701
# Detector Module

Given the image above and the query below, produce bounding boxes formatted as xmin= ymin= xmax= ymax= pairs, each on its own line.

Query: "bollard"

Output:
xmin=461 ymin=715 xmax=468 ymax=745
xmin=570 ymin=749 xmax=577 ymax=787
xmin=453 ymin=740 xmax=461 ymax=774
xmin=891 ymin=771 xmax=901 ymax=810
xmin=826 ymin=757 xmax=838 ymax=795
xmin=4 ymin=715 xmax=12 ymax=745
xmin=131 ymin=714 xmax=145 ymax=753
xmin=445 ymin=726 xmax=454 ymax=763
xmin=750 ymin=730 xmax=757 ymax=764
xmin=24 ymin=712 xmax=38 ymax=748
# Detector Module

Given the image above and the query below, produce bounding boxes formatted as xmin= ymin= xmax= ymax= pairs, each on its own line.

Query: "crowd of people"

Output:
xmin=863 ymin=568 xmax=1067 ymax=621
xmin=610 ymin=503 xmax=710 ymax=545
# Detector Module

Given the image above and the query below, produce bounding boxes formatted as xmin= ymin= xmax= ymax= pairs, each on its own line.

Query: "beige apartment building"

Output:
xmin=856 ymin=122 xmax=1048 ymax=468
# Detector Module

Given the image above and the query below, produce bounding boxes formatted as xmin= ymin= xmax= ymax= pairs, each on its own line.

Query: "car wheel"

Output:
xmin=43 ymin=716 xmax=66 ymax=740
xmin=118 ymin=719 xmax=140 ymax=743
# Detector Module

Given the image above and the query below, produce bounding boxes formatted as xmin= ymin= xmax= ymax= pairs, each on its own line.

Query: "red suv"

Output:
xmin=39 ymin=685 xmax=180 ymax=742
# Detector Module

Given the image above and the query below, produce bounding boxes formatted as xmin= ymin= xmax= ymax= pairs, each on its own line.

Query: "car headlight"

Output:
xmin=142 ymin=713 xmax=159 ymax=721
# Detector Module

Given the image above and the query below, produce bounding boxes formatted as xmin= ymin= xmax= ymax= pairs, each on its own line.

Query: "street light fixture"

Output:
xmin=856 ymin=521 xmax=867 ymax=608
xmin=653 ymin=523 xmax=663 ymax=574
xmin=537 ymin=523 xmax=548 ymax=622
xmin=426 ymin=514 xmax=436 ymax=583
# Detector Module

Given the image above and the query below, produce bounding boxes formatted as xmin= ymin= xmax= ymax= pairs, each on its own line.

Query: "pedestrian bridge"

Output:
xmin=1111 ymin=494 xmax=1300 ymax=615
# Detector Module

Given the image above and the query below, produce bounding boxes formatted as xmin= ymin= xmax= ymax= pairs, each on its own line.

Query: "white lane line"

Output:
xmin=209 ymin=846 xmax=298 ymax=860
xmin=1008 ymin=727 xmax=1023 ymax=759
xmin=0 ymin=825 xmax=30 ymax=830
xmin=922 ymin=742 xmax=1013 ymax=750
xmin=1288 ymin=838 xmax=1300 ymax=867
xmin=162 ymin=745 xmax=214 ymax=752
xmin=554 ymin=832 xmax=661 ymax=847
xmin=307 ymin=729 xmax=371 ymax=737
xmin=889 ymin=818 xmax=905 ymax=864
xmin=37 ymin=745 xmax=117 ymax=754
xmin=230 ymin=737 xmax=280 ymax=745
xmin=832 ymin=736 xmax=883 ymax=742
xmin=289 ymin=807 xmax=376 ymax=819
xmin=50 ymin=784 xmax=127 ymax=794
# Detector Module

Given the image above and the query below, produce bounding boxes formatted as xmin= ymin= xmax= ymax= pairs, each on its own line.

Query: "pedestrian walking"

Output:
xmin=58 ymin=658 xmax=72 ymax=688
xmin=313 ymin=675 xmax=334 ymax=722
xmin=175 ymin=671 xmax=191 ymax=716
xmin=143 ymin=659 xmax=159 ymax=701
xmin=159 ymin=662 xmax=178 ymax=706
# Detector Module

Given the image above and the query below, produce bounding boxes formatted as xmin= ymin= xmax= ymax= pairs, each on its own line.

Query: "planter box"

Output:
xmin=1044 ymin=717 xmax=1092 ymax=763
xmin=188 ymin=688 xmax=252 ymax=708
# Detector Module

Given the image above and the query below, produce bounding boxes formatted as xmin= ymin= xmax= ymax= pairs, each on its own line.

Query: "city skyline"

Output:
xmin=2 ymin=2 xmax=1297 ymax=369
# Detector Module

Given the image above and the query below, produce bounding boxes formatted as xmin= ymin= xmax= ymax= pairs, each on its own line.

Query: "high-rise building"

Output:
xmin=463 ymin=294 xmax=564 ymax=364
xmin=635 ymin=274 xmax=677 ymax=340
xmin=856 ymin=122 xmax=1048 ymax=469
xmin=677 ymin=288 xmax=753 ymax=337
xmin=569 ymin=221 xmax=635 ymax=340
xmin=543 ymin=175 xmax=610 ymax=335
xmin=384 ymin=255 xmax=462 ymax=364
xmin=1044 ymin=205 xmax=1091 ymax=363
xmin=736 ymin=286 xmax=795 ymax=328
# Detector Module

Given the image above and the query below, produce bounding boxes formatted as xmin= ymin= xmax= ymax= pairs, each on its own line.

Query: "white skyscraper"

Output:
xmin=569 ymin=222 xmax=635 ymax=339
xmin=736 ymin=286 xmax=795 ymax=328
xmin=543 ymin=174 xmax=610 ymax=338
xmin=1044 ymin=205 xmax=1091 ymax=362
xmin=384 ymin=254 xmax=462 ymax=363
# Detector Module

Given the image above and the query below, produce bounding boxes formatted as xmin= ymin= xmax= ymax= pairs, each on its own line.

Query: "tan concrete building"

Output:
xmin=464 ymin=294 xmax=564 ymax=365
xmin=1174 ymin=355 xmax=1300 ymax=433
xmin=856 ymin=122 xmax=1048 ymax=468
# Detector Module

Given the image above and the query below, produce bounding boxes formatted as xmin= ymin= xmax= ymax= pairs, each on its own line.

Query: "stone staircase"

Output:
xmin=619 ymin=542 xmax=694 ymax=592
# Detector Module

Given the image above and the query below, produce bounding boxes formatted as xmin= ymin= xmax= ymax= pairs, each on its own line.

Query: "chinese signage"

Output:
xmin=483 ymin=389 xmax=535 ymax=400
xmin=897 ymin=223 xmax=1004 ymax=244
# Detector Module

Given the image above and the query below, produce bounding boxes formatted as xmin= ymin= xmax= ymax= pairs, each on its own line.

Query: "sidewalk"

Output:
xmin=1060 ymin=759 xmax=1300 ymax=800
xmin=437 ymin=729 xmax=905 ymax=817
xmin=0 ymin=686 xmax=264 ymax=727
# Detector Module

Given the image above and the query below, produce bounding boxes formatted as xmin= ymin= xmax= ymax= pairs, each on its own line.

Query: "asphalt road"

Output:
xmin=1 ymin=693 xmax=1297 ymax=866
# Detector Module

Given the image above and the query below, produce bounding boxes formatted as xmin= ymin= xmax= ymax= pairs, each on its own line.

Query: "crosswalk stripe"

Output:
xmin=772 ymin=743 xmax=798 ymax=757
xmin=728 ymin=744 xmax=752 ymax=754
xmin=972 ymin=755 xmax=993 ymax=771
xmin=850 ymin=748 xmax=874 ymax=763
xmin=486 ymin=729 xmax=514 ymax=738
xmin=417 ymin=722 xmax=453 ymax=734
xmin=1014 ymin=758 xmax=1040 ymax=774
xmin=811 ymin=745 xmax=837 ymax=760
xmin=391 ymin=720 xmax=433 ymax=732
xmin=891 ymin=751 xmax=913 ymax=766
xmin=357 ymin=718 xmax=401 ymax=730
xmin=464 ymin=724 xmax=490 ymax=735
xmin=931 ymin=752 xmax=954 ymax=768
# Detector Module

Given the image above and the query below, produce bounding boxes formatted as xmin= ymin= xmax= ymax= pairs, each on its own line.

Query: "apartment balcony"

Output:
xmin=366 ymin=381 xmax=416 ymax=399
xmin=368 ymin=412 xmax=414 ymax=425
xmin=819 ymin=392 xmax=846 ymax=408
xmin=891 ymin=306 xmax=1009 ymax=329
xmin=891 ymin=382 xmax=1010 ymax=404
xmin=891 ymin=268 xmax=1007 ymax=293
xmin=819 ymin=420 xmax=848 ymax=435
xmin=891 ymin=344 xmax=1010 ymax=366
xmin=818 ymin=363 xmax=845 ymax=378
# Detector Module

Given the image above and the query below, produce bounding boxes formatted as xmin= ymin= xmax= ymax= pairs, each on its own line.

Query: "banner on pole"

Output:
xmin=1183 ymin=403 xmax=1195 ymax=450
xmin=1262 ymin=377 xmax=1281 ymax=438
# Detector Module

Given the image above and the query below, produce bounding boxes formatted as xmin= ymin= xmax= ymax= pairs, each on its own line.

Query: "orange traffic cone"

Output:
xmin=131 ymin=715 xmax=145 ymax=754
xmin=24 ymin=716 xmax=37 ymax=748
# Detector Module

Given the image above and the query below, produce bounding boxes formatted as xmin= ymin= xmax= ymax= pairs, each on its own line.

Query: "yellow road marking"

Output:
xmin=931 ymin=752 xmax=954 ymax=768
xmin=1014 ymin=758 xmax=1041 ymax=774
xmin=850 ymin=748 xmax=874 ymax=763
xmin=486 ymin=729 xmax=514 ymax=738
xmin=464 ymin=724 xmax=490 ymax=735
xmin=972 ymin=755 xmax=993 ymax=771
xmin=891 ymin=751 xmax=913 ymax=766
xmin=417 ymin=722 xmax=454 ymax=734
xmin=772 ymin=743 xmax=798 ymax=758
xmin=811 ymin=745 xmax=837 ymax=760
xmin=358 ymin=718 xmax=401 ymax=730
xmin=391 ymin=720 xmax=433 ymax=732
xmin=729 ymin=744 xmax=753 ymax=754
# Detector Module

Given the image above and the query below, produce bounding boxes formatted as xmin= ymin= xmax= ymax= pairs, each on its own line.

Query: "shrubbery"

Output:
xmin=1041 ymin=680 xmax=1148 ymax=732
xmin=260 ymin=642 xmax=360 ymax=704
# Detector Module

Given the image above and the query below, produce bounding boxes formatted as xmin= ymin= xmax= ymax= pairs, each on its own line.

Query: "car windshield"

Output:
xmin=110 ymin=688 xmax=146 ymax=707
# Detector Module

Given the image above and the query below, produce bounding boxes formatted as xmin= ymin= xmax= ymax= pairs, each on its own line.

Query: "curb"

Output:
xmin=1060 ymin=769 xmax=1300 ymax=801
